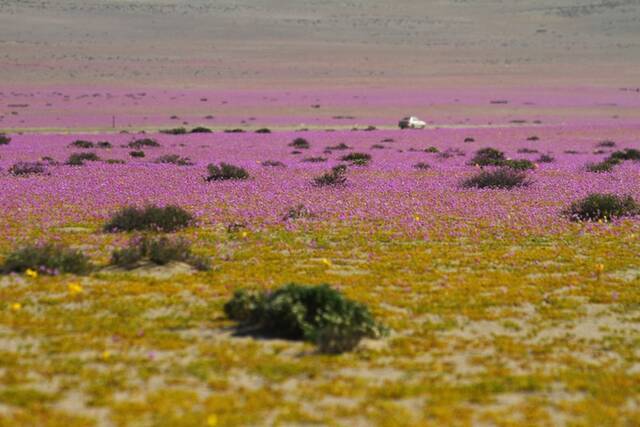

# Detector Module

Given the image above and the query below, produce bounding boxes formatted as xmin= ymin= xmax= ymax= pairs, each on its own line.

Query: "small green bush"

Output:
xmin=224 ymin=284 xmax=387 ymax=353
xmin=2 ymin=243 xmax=91 ymax=275
xmin=154 ymin=154 xmax=194 ymax=166
xmin=302 ymin=157 xmax=327 ymax=163
xmin=341 ymin=152 xmax=371 ymax=166
xmin=261 ymin=160 xmax=286 ymax=167
xmin=289 ymin=138 xmax=310 ymax=149
xmin=206 ymin=163 xmax=249 ymax=181
xmin=597 ymin=140 xmax=616 ymax=148
xmin=537 ymin=154 xmax=555 ymax=163
xmin=9 ymin=162 xmax=46 ymax=176
xmin=128 ymin=138 xmax=160 ymax=149
xmin=326 ymin=143 xmax=350 ymax=150
xmin=255 ymin=128 xmax=272 ymax=134
xmin=160 ymin=127 xmax=187 ymax=135
xmin=470 ymin=147 xmax=506 ymax=166
xmin=565 ymin=193 xmax=639 ymax=222
xmin=414 ymin=162 xmax=430 ymax=170
xmin=313 ymin=165 xmax=347 ymax=187
xmin=129 ymin=151 xmax=145 ymax=158
xmin=425 ymin=146 xmax=440 ymax=153
xmin=609 ymin=148 xmax=640 ymax=161
xmin=0 ymin=134 xmax=10 ymax=145
xmin=190 ymin=126 xmax=212 ymax=134
xmin=104 ymin=205 xmax=194 ymax=233
xmin=96 ymin=141 xmax=112 ymax=149
xmin=586 ymin=158 xmax=620 ymax=173
xmin=105 ymin=159 xmax=126 ymax=164
xmin=110 ymin=236 xmax=210 ymax=271
xmin=224 ymin=128 xmax=245 ymax=133
xmin=503 ymin=159 xmax=535 ymax=170
xmin=462 ymin=168 xmax=530 ymax=189
xmin=66 ymin=152 xmax=100 ymax=166
xmin=69 ymin=140 xmax=94 ymax=148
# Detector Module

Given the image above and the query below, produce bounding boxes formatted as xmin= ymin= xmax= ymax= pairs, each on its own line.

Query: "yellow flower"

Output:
xmin=241 ymin=231 xmax=248 ymax=238
xmin=414 ymin=215 xmax=421 ymax=221
xmin=10 ymin=303 xmax=22 ymax=312
xmin=68 ymin=283 xmax=83 ymax=295
xmin=207 ymin=415 xmax=218 ymax=427
xmin=102 ymin=351 xmax=111 ymax=361
xmin=595 ymin=264 xmax=604 ymax=273
xmin=321 ymin=258 xmax=332 ymax=267
xmin=25 ymin=268 xmax=38 ymax=278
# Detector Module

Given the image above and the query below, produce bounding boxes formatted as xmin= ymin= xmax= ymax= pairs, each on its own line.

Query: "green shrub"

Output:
xmin=224 ymin=128 xmax=245 ymax=133
xmin=154 ymin=154 xmax=194 ymax=166
xmin=537 ymin=154 xmax=555 ymax=163
xmin=190 ymin=126 xmax=212 ymax=134
xmin=0 ymin=134 xmax=10 ymax=145
xmin=341 ymin=152 xmax=371 ymax=166
xmin=289 ymin=138 xmax=310 ymax=149
xmin=66 ymin=152 xmax=100 ymax=166
xmin=261 ymin=160 xmax=286 ymax=167
xmin=104 ymin=205 xmax=194 ymax=232
xmin=128 ymin=138 xmax=160 ymax=149
xmin=425 ymin=146 xmax=440 ymax=153
xmin=69 ymin=140 xmax=94 ymax=148
xmin=255 ymin=128 xmax=271 ymax=134
xmin=302 ymin=157 xmax=327 ymax=163
xmin=503 ymin=159 xmax=535 ymax=170
xmin=105 ymin=159 xmax=126 ymax=164
xmin=313 ymin=165 xmax=347 ymax=187
xmin=9 ymin=162 xmax=46 ymax=176
xmin=609 ymin=148 xmax=640 ymax=161
xmin=565 ymin=193 xmax=639 ymax=222
xmin=129 ymin=151 xmax=145 ymax=158
xmin=470 ymin=147 xmax=506 ymax=166
xmin=283 ymin=204 xmax=312 ymax=221
xmin=462 ymin=168 xmax=530 ymax=189
xmin=326 ymin=143 xmax=350 ymax=150
xmin=96 ymin=141 xmax=112 ymax=149
xmin=2 ymin=243 xmax=91 ymax=275
xmin=110 ymin=236 xmax=210 ymax=271
xmin=224 ymin=284 xmax=387 ymax=353
xmin=586 ymin=158 xmax=620 ymax=173
xmin=597 ymin=140 xmax=616 ymax=148
xmin=206 ymin=163 xmax=249 ymax=181
xmin=414 ymin=162 xmax=430 ymax=170
xmin=160 ymin=127 xmax=187 ymax=135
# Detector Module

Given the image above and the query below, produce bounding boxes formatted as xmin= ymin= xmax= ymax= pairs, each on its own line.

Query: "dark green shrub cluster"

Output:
xmin=154 ymin=154 xmax=194 ymax=166
xmin=586 ymin=158 xmax=620 ymax=173
xmin=1 ymin=243 xmax=91 ymax=275
xmin=105 ymin=159 xmax=126 ymax=164
xmin=97 ymin=141 xmax=112 ymax=149
xmin=283 ymin=204 xmax=312 ymax=221
xmin=261 ymin=160 xmax=286 ymax=167
xmin=224 ymin=128 xmax=245 ymax=133
xmin=461 ymin=168 xmax=530 ymax=189
xmin=104 ymin=205 xmax=194 ymax=233
xmin=437 ymin=148 xmax=465 ymax=159
xmin=503 ymin=159 xmax=535 ymax=171
xmin=224 ymin=284 xmax=387 ymax=353
xmin=66 ymin=152 xmax=100 ymax=166
xmin=341 ymin=152 xmax=371 ymax=166
xmin=160 ymin=127 xmax=188 ymax=135
xmin=313 ymin=165 xmax=347 ymax=187
xmin=609 ymin=148 xmax=640 ymax=161
xmin=190 ymin=126 xmax=212 ymax=134
xmin=255 ymin=128 xmax=271 ymax=134
xmin=9 ymin=162 xmax=46 ymax=176
xmin=326 ymin=143 xmax=350 ymax=150
xmin=289 ymin=138 xmax=310 ymax=149
xmin=206 ymin=163 xmax=249 ymax=181
xmin=69 ymin=140 xmax=94 ymax=148
xmin=129 ymin=150 xmax=145 ymax=158
xmin=537 ymin=154 xmax=555 ymax=163
xmin=302 ymin=157 xmax=327 ymax=163
xmin=565 ymin=193 xmax=639 ymax=222
xmin=413 ymin=162 xmax=430 ymax=170
xmin=526 ymin=136 xmax=539 ymax=141
xmin=425 ymin=146 xmax=440 ymax=153
xmin=128 ymin=138 xmax=160 ymax=149
xmin=110 ymin=236 xmax=210 ymax=271
xmin=596 ymin=140 xmax=616 ymax=148
xmin=0 ymin=134 xmax=10 ymax=145
xmin=469 ymin=147 xmax=506 ymax=166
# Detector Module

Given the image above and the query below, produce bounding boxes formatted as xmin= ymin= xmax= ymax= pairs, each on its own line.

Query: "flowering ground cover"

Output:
xmin=1 ymin=89 xmax=640 ymax=425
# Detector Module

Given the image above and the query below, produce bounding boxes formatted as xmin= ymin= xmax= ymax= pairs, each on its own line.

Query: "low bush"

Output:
xmin=609 ymin=148 xmax=640 ymax=161
xmin=413 ymin=162 xmax=431 ymax=170
xmin=160 ymin=127 xmax=188 ymax=135
xmin=469 ymin=147 xmax=506 ymax=166
xmin=255 ymin=128 xmax=271 ymax=134
xmin=565 ymin=193 xmax=639 ymax=222
xmin=110 ymin=236 xmax=210 ymax=271
xmin=261 ymin=160 xmax=286 ymax=167
xmin=105 ymin=159 xmax=126 ymax=164
xmin=2 ymin=243 xmax=91 ymax=275
xmin=0 ymin=134 xmax=10 ymax=145
xmin=154 ymin=154 xmax=194 ymax=166
xmin=190 ymin=126 xmax=212 ymax=134
xmin=527 ymin=136 xmax=540 ymax=141
xmin=503 ymin=159 xmax=535 ymax=170
xmin=537 ymin=154 xmax=555 ymax=163
xmin=206 ymin=163 xmax=249 ymax=181
xmin=437 ymin=148 xmax=465 ymax=159
xmin=371 ymin=144 xmax=385 ymax=149
xmin=224 ymin=284 xmax=387 ymax=353
xmin=224 ymin=128 xmax=245 ymax=133
xmin=9 ymin=162 xmax=46 ymax=176
xmin=326 ymin=143 xmax=350 ymax=150
xmin=464 ymin=137 xmax=475 ymax=143
xmin=129 ymin=151 xmax=145 ymax=158
xmin=517 ymin=148 xmax=538 ymax=154
xmin=66 ymin=152 xmax=100 ymax=166
xmin=128 ymin=138 xmax=160 ymax=149
xmin=104 ymin=205 xmax=194 ymax=232
xmin=313 ymin=165 xmax=347 ymax=187
xmin=461 ymin=168 xmax=530 ymax=189
xmin=283 ymin=204 xmax=312 ymax=221
xmin=596 ymin=140 xmax=616 ymax=148
xmin=341 ymin=152 xmax=371 ymax=166
xmin=289 ymin=138 xmax=310 ymax=149
xmin=96 ymin=141 xmax=112 ymax=149
xmin=586 ymin=158 xmax=620 ymax=173
xmin=69 ymin=140 xmax=94 ymax=148
xmin=302 ymin=157 xmax=327 ymax=163
xmin=425 ymin=146 xmax=440 ymax=153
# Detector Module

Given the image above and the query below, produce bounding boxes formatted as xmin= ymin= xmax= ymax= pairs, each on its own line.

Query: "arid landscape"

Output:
xmin=0 ymin=1 xmax=639 ymax=426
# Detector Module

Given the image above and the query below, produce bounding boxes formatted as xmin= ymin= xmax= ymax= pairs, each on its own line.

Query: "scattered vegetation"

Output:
xmin=425 ymin=146 xmax=440 ymax=153
xmin=586 ymin=158 xmax=620 ymax=173
xmin=341 ymin=152 xmax=371 ymax=166
xmin=470 ymin=147 xmax=506 ymax=166
xmin=302 ymin=157 xmax=327 ymax=163
xmin=96 ymin=141 xmax=112 ymax=149
xmin=110 ymin=236 xmax=210 ymax=271
xmin=69 ymin=140 xmax=94 ymax=148
xmin=596 ymin=140 xmax=616 ymax=148
xmin=503 ymin=159 xmax=535 ymax=170
xmin=289 ymin=138 xmax=310 ymax=149
xmin=609 ymin=148 xmax=640 ymax=161
xmin=128 ymin=138 xmax=160 ymax=149
xmin=0 ymin=134 xmax=10 ymax=145
xmin=1 ymin=243 xmax=91 ymax=275
xmin=104 ymin=205 xmax=194 ymax=233
xmin=537 ymin=154 xmax=555 ymax=163
xmin=160 ymin=127 xmax=188 ymax=135
xmin=224 ymin=284 xmax=386 ymax=353
xmin=413 ymin=162 xmax=431 ymax=170
xmin=9 ymin=162 xmax=46 ymax=176
xmin=190 ymin=126 xmax=212 ymax=133
xmin=66 ymin=152 xmax=100 ymax=166
xmin=255 ymin=128 xmax=272 ymax=134
xmin=313 ymin=165 xmax=347 ymax=187
xmin=461 ymin=168 xmax=530 ymax=189
xmin=129 ymin=151 xmax=145 ymax=158
xmin=565 ymin=193 xmax=639 ymax=222
xmin=326 ymin=143 xmax=350 ymax=150
xmin=206 ymin=163 xmax=249 ymax=181
xmin=283 ymin=204 xmax=313 ymax=221
xmin=261 ymin=160 xmax=286 ymax=167
xmin=154 ymin=154 xmax=194 ymax=166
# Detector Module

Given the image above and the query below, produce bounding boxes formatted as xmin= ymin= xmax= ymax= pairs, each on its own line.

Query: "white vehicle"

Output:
xmin=398 ymin=116 xmax=426 ymax=129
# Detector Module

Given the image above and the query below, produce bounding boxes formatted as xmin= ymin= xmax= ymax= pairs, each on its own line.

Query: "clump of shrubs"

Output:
xmin=206 ymin=163 xmax=249 ymax=181
xmin=224 ymin=284 xmax=387 ymax=353
xmin=96 ymin=141 xmax=112 ymax=149
xmin=313 ymin=165 xmax=347 ymax=187
xmin=302 ymin=157 xmax=327 ymax=163
xmin=469 ymin=147 xmax=506 ymax=166
xmin=537 ymin=154 xmax=555 ymax=163
xmin=69 ymin=140 xmax=94 ymax=148
xmin=0 ymin=134 xmax=10 ymax=145
xmin=160 ymin=127 xmax=188 ymax=135
xmin=586 ymin=158 xmax=620 ymax=173
xmin=326 ymin=143 xmax=350 ymax=150
xmin=461 ymin=168 xmax=530 ymax=189
xmin=128 ymin=138 xmax=160 ymax=149
xmin=105 ymin=159 xmax=126 ymax=164
xmin=503 ymin=159 xmax=535 ymax=170
xmin=224 ymin=128 xmax=245 ymax=133
xmin=413 ymin=162 xmax=430 ymax=170
xmin=283 ymin=204 xmax=312 ymax=221
xmin=9 ymin=162 xmax=46 ymax=176
xmin=289 ymin=138 xmax=310 ymax=149
xmin=66 ymin=152 xmax=100 ymax=165
xmin=425 ymin=146 xmax=440 ymax=153
xmin=104 ymin=205 xmax=194 ymax=233
xmin=261 ymin=160 xmax=286 ymax=167
xmin=609 ymin=148 xmax=640 ymax=161
xmin=596 ymin=140 xmax=616 ymax=148
xmin=1 ymin=243 xmax=91 ymax=275
xmin=154 ymin=154 xmax=193 ymax=166
xmin=255 ymin=128 xmax=272 ymax=134
xmin=110 ymin=236 xmax=210 ymax=271
xmin=129 ymin=151 xmax=145 ymax=158
xmin=190 ymin=126 xmax=212 ymax=134
xmin=341 ymin=152 xmax=371 ymax=166
xmin=565 ymin=193 xmax=639 ymax=222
